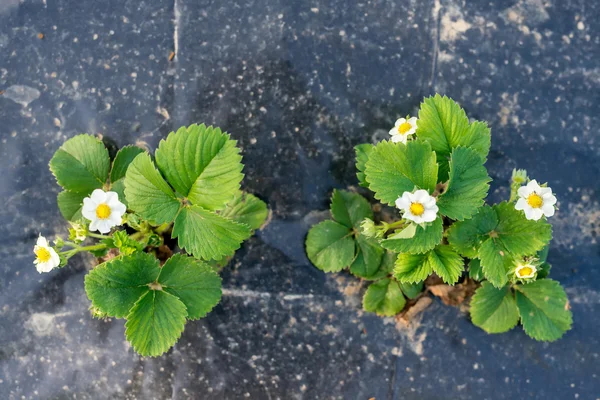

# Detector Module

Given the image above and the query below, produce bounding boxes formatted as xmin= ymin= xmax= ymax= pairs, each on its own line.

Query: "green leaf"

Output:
xmin=468 ymin=258 xmax=484 ymax=281
xmin=220 ymin=192 xmax=269 ymax=231
xmin=515 ymin=279 xmax=572 ymax=341
xmin=109 ymin=146 xmax=145 ymax=206
xmin=57 ymin=190 xmax=86 ymax=221
xmin=330 ymin=189 xmax=373 ymax=229
xmin=124 ymin=290 xmax=187 ymax=357
xmin=416 ymin=95 xmax=490 ymax=180
xmin=387 ymin=223 xmax=417 ymax=239
xmin=538 ymin=244 xmax=550 ymax=263
xmin=84 ymin=252 xmax=160 ymax=318
xmin=155 ymin=124 xmax=243 ymax=211
xmin=348 ymin=235 xmax=384 ymax=279
xmin=112 ymin=230 xmax=144 ymax=255
xmin=110 ymin=145 xmax=145 ymax=183
xmin=124 ymin=152 xmax=181 ymax=225
xmin=355 ymin=144 xmax=374 ymax=187
xmin=428 ymin=245 xmax=464 ymax=285
xmin=172 ymin=205 xmax=252 ymax=261
xmin=364 ymin=140 xmax=438 ymax=206
xmin=478 ymin=238 xmax=513 ymax=288
xmin=363 ymin=278 xmax=406 ymax=317
xmin=537 ymin=262 xmax=552 ymax=279
xmin=49 ymin=134 xmax=110 ymax=193
xmin=399 ymin=281 xmax=424 ymax=299
xmin=306 ymin=220 xmax=355 ymax=272
xmin=394 ymin=253 xmax=433 ymax=284
xmin=437 ymin=147 xmax=490 ymax=220
xmin=381 ymin=217 xmax=443 ymax=254
xmin=447 ymin=205 xmax=498 ymax=258
xmin=157 ymin=254 xmax=222 ymax=320
xmin=493 ymin=202 xmax=552 ymax=257
xmin=394 ymin=244 xmax=463 ymax=285
xmin=470 ymin=282 xmax=519 ymax=333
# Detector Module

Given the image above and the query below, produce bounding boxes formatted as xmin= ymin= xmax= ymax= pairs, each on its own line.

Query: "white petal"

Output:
xmin=96 ymin=220 xmax=113 ymax=234
xmin=403 ymin=211 xmax=418 ymax=223
xmin=395 ymin=118 xmax=406 ymax=127
xmin=517 ymin=186 xmax=532 ymax=198
xmin=50 ymin=250 xmax=61 ymax=266
xmin=527 ymin=180 xmax=541 ymax=193
xmin=542 ymin=204 xmax=555 ymax=217
xmin=104 ymin=191 xmax=118 ymax=204
xmin=83 ymin=197 xmax=97 ymax=208
xmin=421 ymin=210 xmax=437 ymax=223
xmin=36 ymin=236 xmax=48 ymax=247
xmin=89 ymin=219 xmax=100 ymax=232
xmin=108 ymin=212 xmax=122 ymax=227
xmin=36 ymin=261 xmax=54 ymax=273
xmin=427 ymin=204 xmax=439 ymax=214
xmin=413 ymin=190 xmax=430 ymax=203
xmin=543 ymin=193 xmax=557 ymax=206
xmin=90 ymin=189 xmax=107 ymax=203
xmin=405 ymin=127 xmax=417 ymax=136
xmin=524 ymin=207 xmax=543 ymax=221
xmin=389 ymin=128 xmax=398 ymax=137
xmin=538 ymin=187 xmax=552 ymax=196
xmin=391 ymin=134 xmax=406 ymax=144
xmin=82 ymin=206 xmax=97 ymax=221
xmin=108 ymin=197 xmax=127 ymax=215
xmin=515 ymin=198 xmax=527 ymax=211
xmin=424 ymin=197 xmax=437 ymax=208
xmin=408 ymin=117 xmax=418 ymax=126
xmin=396 ymin=196 xmax=410 ymax=210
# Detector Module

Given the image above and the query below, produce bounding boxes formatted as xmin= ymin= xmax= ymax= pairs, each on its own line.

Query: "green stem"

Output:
xmin=153 ymin=223 xmax=172 ymax=235
xmin=88 ymin=232 xmax=110 ymax=239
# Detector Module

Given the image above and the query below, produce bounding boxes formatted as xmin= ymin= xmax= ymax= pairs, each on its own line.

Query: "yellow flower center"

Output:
xmin=409 ymin=202 xmax=425 ymax=216
xmin=96 ymin=203 xmax=112 ymax=219
xmin=398 ymin=122 xmax=412 ymax=134
xmin=527 ymin=193 xmax=543 ymax=208
xmin=517 ymin=266 xmax=534 ymax=278
xmin=35 ymin=247 xmax=52 ymax=263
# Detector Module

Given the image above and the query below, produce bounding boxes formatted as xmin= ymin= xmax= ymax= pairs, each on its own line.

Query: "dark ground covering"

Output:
xmin=1 ymin=0 xmax=599 ymax=399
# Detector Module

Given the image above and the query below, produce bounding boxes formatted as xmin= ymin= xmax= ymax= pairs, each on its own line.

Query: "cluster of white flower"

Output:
xmin=388 ymin=117 xmax=417 ymax=144
xmin=33 ymin=189 xmax=126 ymax=273
xmin=515 ymin=179 xmax=556 ymax=221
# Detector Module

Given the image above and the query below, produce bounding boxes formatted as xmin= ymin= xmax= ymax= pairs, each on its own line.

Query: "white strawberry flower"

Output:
xmin=515 ymin=263 xmax=537 ymax=280
xmin=33 ymin=235 xmax=60 ymax=273
xmin=82 ymin=189 xmax=126 ymax=234
xmin=389 ymin=117 xmax=417 ymax=144
xmin=515 ymin=180 xmax=557 ymax=221
xmin=395 ymin=189 xmax=438 ymax=224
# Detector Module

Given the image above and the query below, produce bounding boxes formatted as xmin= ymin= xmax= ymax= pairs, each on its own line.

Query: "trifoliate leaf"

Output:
xmin=220 ymin=192 xmax=269 ymax=231
xmin=381 ymin=217 xmax=443 ymax=254
xmin=172 ymin=205 xmax=252 ymax=261
xmin=538 ymin=244 xmax=550 ymax=263
xmin=84 ymin=252 xmax=160 ymax=318
xmin=478 ymin=238 xmax=513 ymax=288
xmin=49 ymin=134 xmax=110 ymax=194
xmin=416 ymin=95 xmax=490 ymax=180
xmin=468 ymin=258 xmax=484 ymax=281
xmin=363 ymin=278 xmax=406 ymax=317
xmin=437 ymin=147 xmax=490 ymax=220
xmin=515 ymin=279 xmax=572 ymax=341
xmin=355 ymin=144 xmax=374 ymax=187
xmin=399 ymin=281 xmax=424 ymax=299
xmin=306 ymin=220 xmax=355 ymax=273
xmin=364 ymin=140 xmax=438 ymax=206
xmin=154 ymin=124 xmax=243 ymax=211
xmin=124 ymin=290 xmax=187 ymax=357
xmin=57 ymin=190 xmax=85 ymax=221
xmin=447 ymin=205 xmax=498 ymax=258
xmin=330 ymin=189 xmax=373 ymax=229
xmin=124 ymin=152 xmax=181 ymax=225
xmin=394 ymin=244 xmax=463 ymax=285
xmin=348 ymin=234 xmax=384 ymax=279
xmin=157 ymin=254 xmax=222 ymax=320
xmin=470 ymin=282 xmax=519 ymax=333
